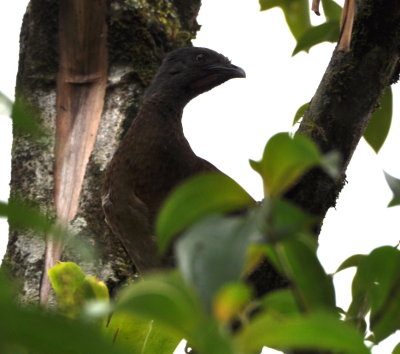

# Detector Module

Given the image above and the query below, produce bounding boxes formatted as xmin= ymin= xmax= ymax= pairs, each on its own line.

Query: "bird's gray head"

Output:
xmin=144 ymin=47 xmax=246 ymax=104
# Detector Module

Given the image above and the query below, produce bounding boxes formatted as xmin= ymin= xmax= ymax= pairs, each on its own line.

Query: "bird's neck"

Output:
xmin=141 ymin=93 xmax=186 ymax=123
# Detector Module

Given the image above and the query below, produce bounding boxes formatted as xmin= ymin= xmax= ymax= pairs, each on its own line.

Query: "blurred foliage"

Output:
xmin=3 ymin=132 xmax=400 ymax=353
xmin=1 ymin=1 xmax=399 ymax=353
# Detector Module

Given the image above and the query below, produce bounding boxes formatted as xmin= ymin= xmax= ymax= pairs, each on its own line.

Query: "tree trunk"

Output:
xmin=3 ymin=0 xmax=201 ymax=303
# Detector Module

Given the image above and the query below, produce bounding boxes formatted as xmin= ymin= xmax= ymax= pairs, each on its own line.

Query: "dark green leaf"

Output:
xmin=176 ymin=214 xmax=259 ymax=310
xmin=292 ymin=102 xmax=309 ymax=125
xmin=250 ymin=133 xmax=321 ymax=197
xmin=237 ymin=312 xmax=369 ymax=354
xmin=262 ymin=198 xmax=316 ymax=242
xmin=347 ymin=246 xmax=400 ymax=342
xmin=321 ymin=0 xmax=342 ymax=21
xmin=364 ymin=87 xmax=393 ymax=153
xmin=261 ymin=289 xmax=300 ymax=315
xmin=156 ymin=173 xmax=255 ymax=253
xmin=293 ymin=21 xmax=340 ymax=56
xmin=384 ymin=171 xmax=400 ymax=207
xmin=259 ymin=0 xmax=311 ymax=40
xmin=280 ymin=237 xmax=336 ymax=311
xmin=116 ymin=272 xmax=233 ymax=354
xmin=335 ymin=254 xmax=366 ymax=273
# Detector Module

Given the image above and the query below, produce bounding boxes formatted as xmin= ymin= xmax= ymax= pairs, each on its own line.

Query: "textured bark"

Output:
xmin=286 ymin=0 xmax=400 ymax=225
xmin=3 ymin=0 xmax=201 ymax=303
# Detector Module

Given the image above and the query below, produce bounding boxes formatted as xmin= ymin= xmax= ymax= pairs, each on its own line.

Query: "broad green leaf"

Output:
xmin=262 ymin=198 xmax=316 ymax=242
xmin=279 ymin=237 xmax=336 ymax=311
xmin=335 ymin=254 xmax=366 ymax=273
xmin=116 ymin=272 xmax=233 ymax=354
xmin=0 ymin=272 xmax=125 ymax=354
xmin=292 ymin=102 xmax=309 ymax=125
xmin=156 ymin=173 xmax=255 ymax=253
xmin=176 ymin=214 xmax=260 ymax=311
xmin=116 ymin=272 xmax=202 ymax=334
xmin=237 ymin=312 xmax=369 ymax=354
xmin=261 ymin=289 xmax=300 ymax=315
xmin=292 ymin=21 xmax=340 ymax=56
xmin=49 ymin=262 xmax=109 ymax=317
xmin=250 ymin=132 xmax=321 ymax=197
xmin=259 ymin=0 xmax=311 ymax=40
xmin=105 ymin=313 xmax=181 ymax=354
xmin=213 ymin=282 xmax=252 ymax=323
xmin=347 ymin=246 xmax=400 ymax=341
xmin=364 ymin=87 xmax=393 ymax=153
xmin=384 ymin=171 xmax=400 ymax=207
xmin=321 ymin=0 xmax=342 ymax=21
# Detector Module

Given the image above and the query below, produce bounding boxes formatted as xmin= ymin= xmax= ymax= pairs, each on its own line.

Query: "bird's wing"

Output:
xmin=102 ymin=190 xmax=160 ymax=273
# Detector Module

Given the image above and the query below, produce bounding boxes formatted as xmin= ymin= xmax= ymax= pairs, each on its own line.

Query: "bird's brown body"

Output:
xmin=102 ymin=47 xmax=245 ymax=272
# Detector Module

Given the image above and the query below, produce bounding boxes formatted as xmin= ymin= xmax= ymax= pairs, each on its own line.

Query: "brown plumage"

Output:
xmin=102 ymin=47 xmax=246 ymax=273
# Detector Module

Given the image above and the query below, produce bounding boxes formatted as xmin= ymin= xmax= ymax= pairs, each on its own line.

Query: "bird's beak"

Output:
xmin=208 ymin=63 xmax=246 ymax=79
xmin=189 ymin=63 xmax=246 ymax=90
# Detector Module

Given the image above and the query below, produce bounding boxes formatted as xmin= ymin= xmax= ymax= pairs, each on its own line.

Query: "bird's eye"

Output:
xmin=195 ymin=53 xmax=207 ymax=63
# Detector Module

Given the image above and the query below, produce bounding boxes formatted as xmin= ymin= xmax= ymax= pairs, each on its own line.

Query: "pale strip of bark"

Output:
xmin=40 ymin=0 xmax=108 ymax=303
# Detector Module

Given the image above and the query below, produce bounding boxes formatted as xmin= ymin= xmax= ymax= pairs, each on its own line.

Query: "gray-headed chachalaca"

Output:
xmin=102 ymin=47 xmax=246 ymax=273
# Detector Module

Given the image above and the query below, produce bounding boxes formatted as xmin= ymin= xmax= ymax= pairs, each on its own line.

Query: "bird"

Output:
xmin=102 ymin=47 xmax=246 ymax=273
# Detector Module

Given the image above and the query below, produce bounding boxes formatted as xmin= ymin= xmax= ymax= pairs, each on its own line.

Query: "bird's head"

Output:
xmin=144 ymin=47 xmax=246 ymax=104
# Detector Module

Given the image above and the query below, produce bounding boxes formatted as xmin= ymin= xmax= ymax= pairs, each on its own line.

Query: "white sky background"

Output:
xmin=0 ymin=1 xmax=399 ymax=353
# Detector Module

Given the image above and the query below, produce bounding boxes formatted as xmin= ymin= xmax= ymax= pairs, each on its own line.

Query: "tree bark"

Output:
xmin=3 ymin=0 xmax=201 ymax=303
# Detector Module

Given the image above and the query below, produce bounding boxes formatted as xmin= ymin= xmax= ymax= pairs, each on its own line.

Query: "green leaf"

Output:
xmin=279 ymin=237 xmax=336 ymax=311
xmin=116 ymin=272 xmax=202 ymax=334
xmin=250 ymin=133 xmax=321 ymax=197
xmin=347 ymin=246 xmax=400 ymax=342
xmin=176 ymin=214 xmax=259 ymax=310
xmin=292 ymin=21 xmax=340 ymax=56
xmin=262 ymin=198 xmax=316 ymax=242
xmin=49 ymin=262 xmax=109 ymax=317
xmin=261 ymin=289 xmax=300 ymax=315
xmin=336 ymin=254 xmax=366 ymax=273
xmin=156 ymin=173 xmax=255 ymax=253
xmin=368 ymin=247 xmax=400 ymax=342
xmin=292 ymin=102 xmax=309 ymax=125
xmin=105 ymin=313 xmax=181 ymax=354
xmin=259 ymin=0 xmax=311 ymax=40
xmin=116 ymin=272 xmax=233 ymax=354
xmin=321 ymin=0 xmax=342 ymax=21
xmin=384 ymin=171 xmax=400 ymax=207
xmin=0 ymin=272 xmax=125 ymax=354
xmin=364 ymin=87 xmax=393 ymax=153
xmin=236 ymin=312 xmax=370 ymax=354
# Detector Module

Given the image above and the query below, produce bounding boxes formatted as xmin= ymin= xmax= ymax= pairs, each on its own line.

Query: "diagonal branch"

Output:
xmin=286 ymin=0 xmax=400 ymax=226
xmin=40 ymin=0 xmax=108 ymax=303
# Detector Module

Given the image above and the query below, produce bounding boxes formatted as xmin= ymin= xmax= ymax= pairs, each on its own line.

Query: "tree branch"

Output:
xmin=286 ymin=0 xmax=400 ymax=223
